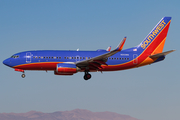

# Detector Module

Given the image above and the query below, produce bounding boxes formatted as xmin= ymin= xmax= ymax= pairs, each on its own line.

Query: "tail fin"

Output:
xmin=137 ymin=17 xmax=171 ymax=55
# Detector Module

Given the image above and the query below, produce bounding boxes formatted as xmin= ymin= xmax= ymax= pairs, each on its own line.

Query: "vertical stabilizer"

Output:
xmin=137 ymin=17 xmax=171 ymax=55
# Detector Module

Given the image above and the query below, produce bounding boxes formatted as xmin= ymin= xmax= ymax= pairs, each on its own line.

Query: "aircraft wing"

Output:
xmin=149 ymin=50 xmax=175 ymax=58
xmin=76 ymin=37 xmax=126 ymax=68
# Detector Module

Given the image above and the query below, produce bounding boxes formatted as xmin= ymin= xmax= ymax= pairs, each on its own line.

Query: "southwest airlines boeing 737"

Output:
xmin=3 ymin=17 xmax=175 ymax=80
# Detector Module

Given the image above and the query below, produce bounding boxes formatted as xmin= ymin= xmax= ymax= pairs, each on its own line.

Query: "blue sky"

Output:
xmin=0 ymin=0 xmax=180 ymax=120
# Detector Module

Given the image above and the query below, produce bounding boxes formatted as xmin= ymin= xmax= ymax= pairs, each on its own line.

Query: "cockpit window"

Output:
xmin=11 ymin=55 xmax=19 ymax=58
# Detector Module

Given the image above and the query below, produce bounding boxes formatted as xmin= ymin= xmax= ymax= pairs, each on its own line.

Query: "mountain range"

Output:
xmin=0 ymin=109 xmax=139 ymax=120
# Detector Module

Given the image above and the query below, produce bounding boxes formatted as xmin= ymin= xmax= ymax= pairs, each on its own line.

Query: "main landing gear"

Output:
xmin=84 ymin=71 xmax=91 ymax=80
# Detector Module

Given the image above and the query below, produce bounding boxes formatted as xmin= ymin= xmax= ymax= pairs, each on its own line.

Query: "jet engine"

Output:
xmin=54 ymin=63 xmax=80 ymax=75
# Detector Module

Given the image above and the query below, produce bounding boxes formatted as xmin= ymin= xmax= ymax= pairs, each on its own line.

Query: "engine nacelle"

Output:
xmin=54 ymin=63 xmax=80 ymax=75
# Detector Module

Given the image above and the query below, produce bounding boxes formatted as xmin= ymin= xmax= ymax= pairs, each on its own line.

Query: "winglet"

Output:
xmin=106 ymin=46 xmax=111 ymax=51
xmin=115 ymin=37 xmax=126 ymax=51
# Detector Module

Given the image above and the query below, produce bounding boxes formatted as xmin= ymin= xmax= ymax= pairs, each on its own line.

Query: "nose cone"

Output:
xmin=3 ymin=58 xmax=11 ymax=67
xmin=3 ymin=59 xmax=8 ymax=65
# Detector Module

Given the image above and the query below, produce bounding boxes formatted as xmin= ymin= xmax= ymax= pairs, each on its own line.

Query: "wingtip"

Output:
xmin=106 ymin=46 xmax=111 ymax=51
xmin=123 ymin=37 xmax=127 ymax=41
xmin=115 ymin=37 xmax=127 ymax=51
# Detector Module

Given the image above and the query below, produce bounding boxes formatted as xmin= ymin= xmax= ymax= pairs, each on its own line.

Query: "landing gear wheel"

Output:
xmin=84 ymin=73 xmax=91 ymax=80
xmin=21 ymin=74 xmax=25 ymax=78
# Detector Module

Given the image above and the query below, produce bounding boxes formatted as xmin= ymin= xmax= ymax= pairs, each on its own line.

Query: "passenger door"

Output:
xmin=26 ymin=52 xmax=31 ymax=63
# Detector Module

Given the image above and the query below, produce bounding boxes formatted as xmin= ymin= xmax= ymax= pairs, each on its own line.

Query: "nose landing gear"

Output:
xmin=84 ymin=71 xmax=91 ymax=80
xmin=21 ymin=73 xmax=26 ymax=78
xmin=14 ymin=69 xmax=25 ymax=78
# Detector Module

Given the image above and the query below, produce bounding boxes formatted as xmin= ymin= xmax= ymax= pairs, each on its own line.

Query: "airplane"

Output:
xmin=3 ymin=17 xmax=175 ymax=80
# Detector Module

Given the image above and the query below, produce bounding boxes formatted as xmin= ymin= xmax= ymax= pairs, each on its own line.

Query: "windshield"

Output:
xmin=11 ymin=55 xmax=19 ymax=58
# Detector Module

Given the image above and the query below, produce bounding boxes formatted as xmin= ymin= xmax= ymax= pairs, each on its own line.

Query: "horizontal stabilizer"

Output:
xmin=149 ymin=50 xmax=175 ymax=58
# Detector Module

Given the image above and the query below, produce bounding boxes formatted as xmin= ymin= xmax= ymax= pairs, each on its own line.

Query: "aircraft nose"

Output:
xmin=3 ymin=58 xmax=11 ymax=67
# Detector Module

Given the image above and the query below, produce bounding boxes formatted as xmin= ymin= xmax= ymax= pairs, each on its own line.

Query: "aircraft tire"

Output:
xmin=84 ymin=75 xmax=88 ymax=80
xmin=84 ymin=73 xmax=91 ymax=80
xmin=21 ymin=74 xmax=25 ymax=78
